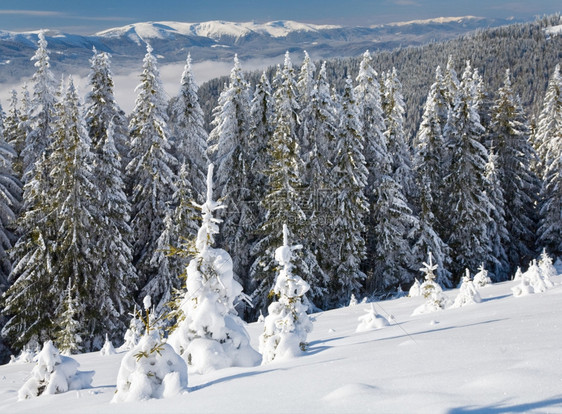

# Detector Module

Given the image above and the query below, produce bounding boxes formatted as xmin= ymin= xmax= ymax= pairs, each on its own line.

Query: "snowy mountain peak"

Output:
xmin=96 ymin=20 xmax=342 ymax=41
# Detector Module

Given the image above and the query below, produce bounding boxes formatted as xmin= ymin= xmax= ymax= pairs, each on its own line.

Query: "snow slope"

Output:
xmin=1 ymin=273 xmax=561 ymax=413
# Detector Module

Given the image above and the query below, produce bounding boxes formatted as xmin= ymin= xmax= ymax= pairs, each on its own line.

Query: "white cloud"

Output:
xmin=0 ymin=9 xmax=66 ymax=17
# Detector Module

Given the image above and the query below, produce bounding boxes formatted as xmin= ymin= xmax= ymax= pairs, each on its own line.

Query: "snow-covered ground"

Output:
xmin=1 ymin=270 xmax=562 ymax=413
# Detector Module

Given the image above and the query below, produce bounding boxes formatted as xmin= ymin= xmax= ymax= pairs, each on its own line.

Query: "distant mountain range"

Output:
xmin=0 ymin=16 xmax=524 ymax=84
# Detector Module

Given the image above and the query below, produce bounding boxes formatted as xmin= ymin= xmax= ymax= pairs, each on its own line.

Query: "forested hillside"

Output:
xmin=0 ymin=15 xmax=560 ymax=364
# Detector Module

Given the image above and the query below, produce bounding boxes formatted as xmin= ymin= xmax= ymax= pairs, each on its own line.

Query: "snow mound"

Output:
xmin=356 ymin=304 xmax=390 ymax=332
xmin=18 ymin=341 xmax=93 ymax=400
xmin=112 ymin=332 xmax=187 ymax=402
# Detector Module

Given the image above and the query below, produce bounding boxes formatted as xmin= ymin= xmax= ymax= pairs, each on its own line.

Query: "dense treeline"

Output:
xmin=0 ymin=16 xmax=560 ymax=362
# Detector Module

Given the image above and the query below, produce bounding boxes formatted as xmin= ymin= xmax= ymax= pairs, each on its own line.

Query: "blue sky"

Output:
xmin=0 ymin=0 xmax=559 ymax=33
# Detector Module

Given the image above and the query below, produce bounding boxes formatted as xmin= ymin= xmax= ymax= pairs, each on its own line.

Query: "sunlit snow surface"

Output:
xmin=1 ymin=271 xmax=561 ymax=413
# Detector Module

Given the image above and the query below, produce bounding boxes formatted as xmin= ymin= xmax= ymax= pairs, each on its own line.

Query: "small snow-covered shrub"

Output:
xmin=112 ymin=297 xmax=187 ymax=402
xmin=18 ymin=340 xmax=93 ymax=400
xmin=512 ymin=267 xmax=523 ymax=281
xmin=356 ymin=304 xmax=390 ymax=332
xmin=118 ymin=307 xmax=143 ymax=352
xmin=348 ymin=294 xmax=359 ymax=306
xmin=538 ymin=249 xmax=556 ymax=287
xmin=408 ymin=279 xmax=422 ymax=297
xmin=412 ymin=252 xmax=451 ymax=315
xmin=112 ymin=332 xmax=187 ymax=402
xmin=523 ymin=260 xmax=547 ymax=293
xmin=100 ymin=334 xmax=116 ymax=356
xmin=10 ymin=347 xmax=35 ymax=364
xmin=259 ymin=224 xmax=313 ymax=364
xmin=511 ymin=277 xmax=535 ymax=297
xmin=452 ymin=269 xmax=482 ymax=308
xmin=473 ymin=263 xmax=492 ymax=288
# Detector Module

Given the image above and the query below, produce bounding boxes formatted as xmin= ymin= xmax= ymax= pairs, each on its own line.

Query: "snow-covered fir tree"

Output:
xmin=168 ymin=164 xmax=260 ymax=373
xmin=296 ymin=50 xmax=317 ymax=155
xmin=326 ymin=77 xmax=368 ymax=305
xmin=0 ymin=106 xmax=22 ymax=362
xmin=46 ymin=78 xmax=111 ymax=350
xmin=89 ymin=119 xmax=138 ymax=342
xmin=3 ymin=90 xmax=25 ymax=179
xmin=259 ymin=224 xmax=312 ymax=364
xmin=250 ymin=52 xmax=325 ymax=314
xmin=207 ymin=55 xmax=256 ymax=288
xmin=22 ymin=32 xmax=57 ymax=184
xmin=441 ymin=61 xmax=492 ymax=280
xmin=168 ymin=53 xmax=208 ymax=198
xmin=85 ymin=51 xmax=138 ymax=341
xmin=127 ymin=43 xmax=178 ymax=306
xmin=412 ymin=66 xmax=453 ymax=285
xmin=490 ymin=69 xmax=539 ymax=270
xmin=85 ymin=49 xmax=130 ymax=169
xmin=354 ymin=50 xmax=387 ymax=198
xmin=54 ymin=280 xmax=83 ymax=356
xmin=382 ymin=68 xmax=415 ymax=201
xmin=300 ymin=62 xmax=339 ymax=295
xmin=535 ymin=64 xmax=562 ymax=257
xmin=484 ymin=149 xmax=510 ymax=280
xmin=412 ymin=252 xmax=450 ymax=315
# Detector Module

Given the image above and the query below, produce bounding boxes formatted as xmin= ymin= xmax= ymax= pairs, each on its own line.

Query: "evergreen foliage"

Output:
xmin=490 ymin=69 xmax=539 ymax=269
xmin=536 ymin=64 xmax=562 ymax=257
xmin=127 ymin=44 xmax=178 ymax=305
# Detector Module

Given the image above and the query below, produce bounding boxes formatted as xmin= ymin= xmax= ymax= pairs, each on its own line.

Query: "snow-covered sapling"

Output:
xmin=408 ymin=279 xmax=422 ymax=297
xmin=100 ymin=334 xmax=116 ymax=356
xmin=513 ymin=267 xmax=523 ymax=281
xmin=356 ymin=303 xmax=390 ymax=332
xmin=259 ymin=224 xmax=313 ymax=364
xmin=18 ymin=340 xmax=94 ymax=400
xmin=167 ymin=164 xmax=260 ymax=373
xmin=473 ymin=263 xmax=492 ymax=287
xmin=112 ymin=296 xmax=187 ymax=402
xmin=412 ymin=252 xmax=451 ymax=315
xmin=452 ymin=269 xmax=482 ymax=308
xmin=523 ymin=260 xmax=547 ymax=293
xmin=538 ymin=249 xmax=556 ymax=288
xmin=349 ymin=294 xmax=359 ymax=306
xmin=118 ymin=305 xmax=144 ymax=351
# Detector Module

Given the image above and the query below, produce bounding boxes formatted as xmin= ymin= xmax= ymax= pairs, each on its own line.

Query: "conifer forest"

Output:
xmin=0 ymin=15 xmax=560 ymax=362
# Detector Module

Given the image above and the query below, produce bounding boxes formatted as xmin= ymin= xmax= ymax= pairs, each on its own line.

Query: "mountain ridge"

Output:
xmin=0 ymin=15 xmax=525 ymax=84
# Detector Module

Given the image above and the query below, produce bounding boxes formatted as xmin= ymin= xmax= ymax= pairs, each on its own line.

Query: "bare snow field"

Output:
xmin=1 ymin=272 xmax=561 ymax=413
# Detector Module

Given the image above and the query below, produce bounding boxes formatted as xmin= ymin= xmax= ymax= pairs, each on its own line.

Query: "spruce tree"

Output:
xmin=85 ymin=49 xmax=130 ymax=170
xmin=484 ymin=150 xmax=510 ymax=280
xmin=0 ymin=105 xmax=22 ymax=362
xmin=382 ymin=68 xmax=415 ymax=201
xmin=300 ymin=62 xmax=338 ymax=289
xmin=250 ymin=52 xmax=325 ymax=314
xmin=354 ymin=50 xmax=388 ymax=274
xmin=327 ymin=78 xmax=368 ymax=304
xmin=207 ymin=55 xmax=255 ymax=287
xmin=535 ymin=64 xmax=562 ymax=257
xmin=85 ymin=49 xmax=138 ymax=341
xmin=168 ymin=53 xmax=208 ymax=199
xmin=441 ymin=61 xmax=492 ymax=280
xmin=22 ymin=32 xmax=57 ymax=184
xmin=54 ymin=280 xmax=83 ymax=355
xmin=490 ymin=69 xmax=539 ymax=269
xmin=412 ymin=66 xmax=452 ymax=285
xmin=127 ymin=44 xmax=178 ymax=305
